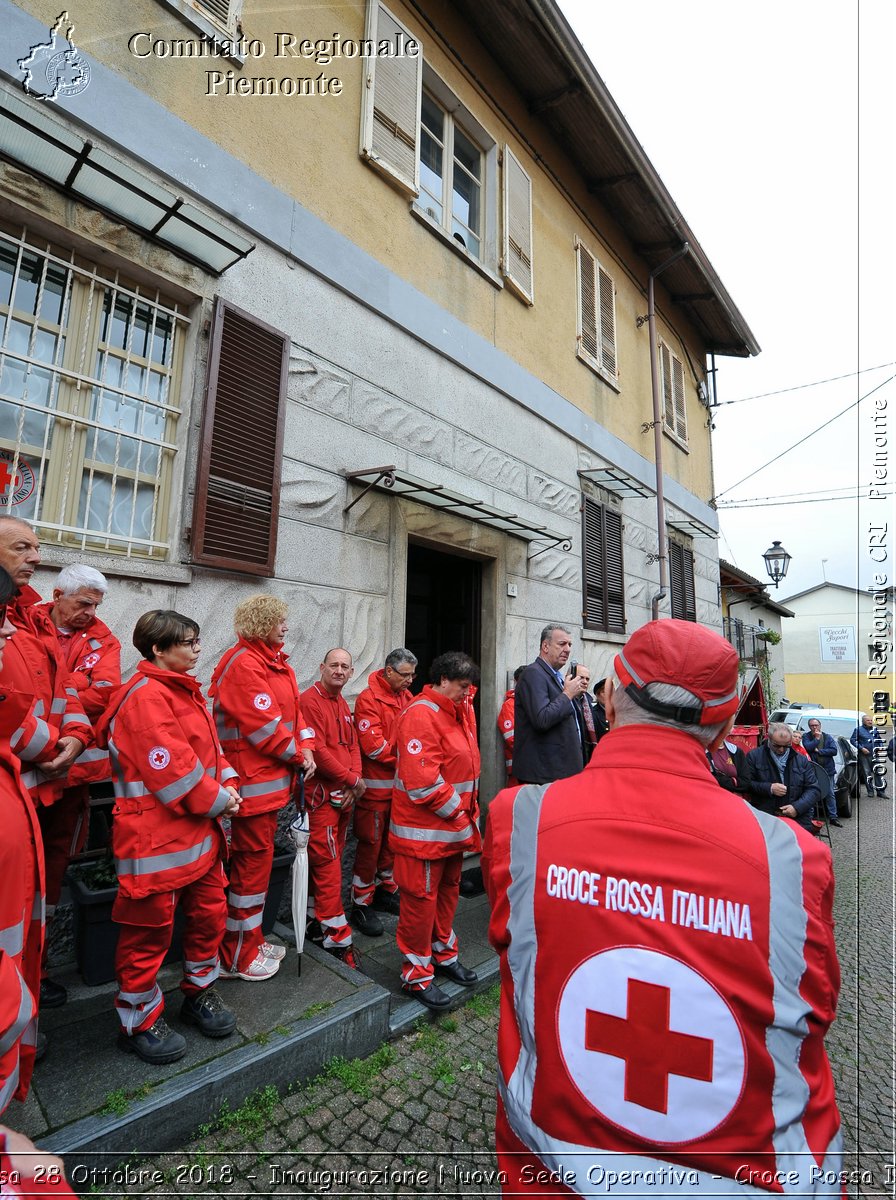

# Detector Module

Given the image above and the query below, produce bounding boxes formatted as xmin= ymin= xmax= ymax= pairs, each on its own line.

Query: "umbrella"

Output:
xmin=288 ymin=768 xmax=310 ymax=976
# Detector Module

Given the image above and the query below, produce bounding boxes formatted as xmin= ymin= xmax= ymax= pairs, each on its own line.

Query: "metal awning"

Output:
xmin=668 ymin=517 xmax=718 ymax=540
xmin=0 ymin=90 xmax=254 ymax=273
xmin=577 ymin=465 xmax=652 ymax=499
xmin=344 ymin=466 xmax=572 ymax=557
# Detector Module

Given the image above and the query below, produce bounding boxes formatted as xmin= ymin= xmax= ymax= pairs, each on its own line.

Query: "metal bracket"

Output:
xmin=343 ymin=466 xmax=396 ymax=513
xmin=528 ymin=536 xmax=573 ymax=561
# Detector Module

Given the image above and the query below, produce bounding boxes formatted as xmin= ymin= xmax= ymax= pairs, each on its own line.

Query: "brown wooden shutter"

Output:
xmin=668 ymin=539 xmax=696 ymax=622
xmin=191 ymin=297 xmax=287 ymax=576
xmin=577 ymin=241 xmax=598 ymax=363
xmin=582 ymin=497 xmax=625 ymax=633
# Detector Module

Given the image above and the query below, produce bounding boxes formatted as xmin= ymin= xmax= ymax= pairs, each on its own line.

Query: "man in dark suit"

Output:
xmin=741 ymin=722 xmax=821 ymax=833
xmin=511 ymin=625 xmax=588 ymax=784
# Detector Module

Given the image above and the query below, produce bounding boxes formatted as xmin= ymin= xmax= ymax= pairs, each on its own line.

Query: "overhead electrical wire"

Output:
xmin=715 ymin=361 xmax=896 ymax=406
xmin=711 ymin=373 xmax=895 ymax=503
xmin=717 ymin=492 xmax=895 ymax=510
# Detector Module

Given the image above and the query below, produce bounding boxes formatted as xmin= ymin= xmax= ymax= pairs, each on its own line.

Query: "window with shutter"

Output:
xmin=502 ymin=146 xmax=534 ymax=304
xmin=660 ymin=340 xmax=688 ymax=445
xmin=575 ymin=239 xmax=618 ymax=383
xmin=360 ymin=2 xmax=422 ymax=196
xmin=582 ymin=496 xmax=625 ymax=633
xmin=191 ymin=298 xmax=287 ymax=576
xmin=668 ymin=538 xmax=696 ymax=622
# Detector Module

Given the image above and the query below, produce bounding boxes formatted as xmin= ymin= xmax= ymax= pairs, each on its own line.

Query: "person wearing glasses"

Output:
xmin=95 ymin=610 xmax=242 ymax=1065
xmin=349 ymin=648 xmax=418 ymax=937
xmin=209 ymin=595 xmax=316 ymax=981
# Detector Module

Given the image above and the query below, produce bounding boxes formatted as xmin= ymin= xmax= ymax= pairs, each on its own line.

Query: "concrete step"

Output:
xmin=9 ymin=891 xmax=496 ymax=1174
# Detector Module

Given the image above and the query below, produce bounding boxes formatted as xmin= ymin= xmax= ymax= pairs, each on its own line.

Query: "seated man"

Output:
xmin=742 ymin=722 xmax=821 ymax=833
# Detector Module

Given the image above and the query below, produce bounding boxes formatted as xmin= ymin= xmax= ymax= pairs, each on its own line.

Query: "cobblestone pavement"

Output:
xmin=89 ymin=785 xmax=893 ymax=1200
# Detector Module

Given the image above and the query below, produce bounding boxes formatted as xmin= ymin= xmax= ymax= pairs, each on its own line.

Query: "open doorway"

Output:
xmin=404 ymin=543 xmax=482 ymax=689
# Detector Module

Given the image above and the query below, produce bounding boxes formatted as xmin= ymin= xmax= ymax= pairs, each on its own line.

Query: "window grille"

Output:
xmin=0 ymin=227 xmax=187 ymax=557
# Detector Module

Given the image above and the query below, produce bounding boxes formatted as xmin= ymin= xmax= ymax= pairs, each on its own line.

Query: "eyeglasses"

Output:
xmin=390 ymin=669 xmax=416 ymax=680
xmin=177 ymin=637 xmax=202 ymax=650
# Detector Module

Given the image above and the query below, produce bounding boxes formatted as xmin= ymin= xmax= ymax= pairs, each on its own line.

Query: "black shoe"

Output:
xmin=371 ymin=887 xmax=400 ymax=915
xmin=830 ymin=819 xmax=843 ymax=828
xmin=180 ymin=988 xmax=236 ymax=1038
xmin=118 ymin=1018 xmax=187 ymax=1065
xmin=35 ymin=1031 xmax=48 ymax=1063
xmin=39 ymin=978 xmax=67 ymax=1009
xmin=305 ymin=918 xmax=324 ymax=946
xmin=350 ymin=903 xmax=384 ymax=938
xmin=435 ymin=961 xmax=478 ymax=986
xmin=328 ymin=943 xmax=363 ymax=972
xmin=403 ymin=981 xmax=451 ymax=1009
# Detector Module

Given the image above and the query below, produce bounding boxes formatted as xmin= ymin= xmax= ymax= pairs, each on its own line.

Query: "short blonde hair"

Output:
xmin=234 ymin=594 xmax=288 ymax=640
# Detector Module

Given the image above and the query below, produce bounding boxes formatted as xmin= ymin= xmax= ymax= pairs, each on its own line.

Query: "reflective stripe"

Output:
xmin=408 ymin=698 xmax=439 ymax=714
xmin=408 ymin=779 xmax=445 ymax=801
xmin=455 ymin=779 xmax=476 ymax=794
xmin=299 ymin=726 xmax=314 ymax=741
xmin=226 ymin=911 xmax=264 ymax=932
xmin=116 ymin=835 xmax=215 ymax=877
xmin=433 ymin=932 xmax=457 ymax=953
xmin=502 ymin=730 xmax=514 ymax=742
xmin=361 ymin=779 xmax=393 ymax=790
xmin=156 ymin=759 xmax=206 ymax=805
xmin=276 ymin=739 xmax=298 ymax=761
xmin=435 ymin=791 xmax=462 ymax=819
xmin=228 ymin=891 xmax=267 ymax=909
xmin=88 ymin=637 xmax=103 ymax=650
xmin=31 ymin=893 xmax=44 ymax=924
xmin=367 ymin=740 xmax=388 ymax=760
xmin=73 ymin=746 xmax=108 ymax=763
xmin=184 ymin=961 xmax=220 ymax=988
xmin=214 ymin=646 xmax=246 ymax=688
xmin=115 ymin=983 xmax=164 ymax=1034
xmin=389 ymin=821 xmax=472 ymax=844
xmin=0 ymin=917 xmax=25 ymax=958
xmin=241 ymin=776 xmax=290 ymax=798
xmin=208 ymin=787 xmax=230 ymax=818
xmin=118 ymin=780 xmax=151 ymax=799
xmin=33 ymin=699 xmax=45 ymax=718
xmin=15 ymin=719 xmax=51 ymax=760
xmin=0 ymin=972 xmax=33 ymax=1056
xmin=60 ymin=711 xmax=88 ymax=727
xmin=0 ymin=1061 xmax=20 ymax=1111
xmin=51 ymin=698 xmax=67 ymax=716
xmin=404 ymin=952 xmax=431 ymax=967
xmin=248 ymin=718 xmax=281 ymax=746
xmin=94 ymin=680 xmax=113 ymax=688
xmin=20 ymin=769 xmax=40 ymax=789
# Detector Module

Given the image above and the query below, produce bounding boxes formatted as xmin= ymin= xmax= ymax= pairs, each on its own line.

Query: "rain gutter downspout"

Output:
xmin=648 ymin=243 xmax=690 ymax=620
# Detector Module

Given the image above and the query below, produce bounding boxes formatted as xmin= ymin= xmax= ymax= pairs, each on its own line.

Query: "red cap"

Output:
xmin=614 ymin=619 xmax=740 ymax=726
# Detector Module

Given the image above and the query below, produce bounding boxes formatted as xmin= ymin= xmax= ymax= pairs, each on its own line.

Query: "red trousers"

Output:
xmin=393 ymin=852 xmax=462 ymax=989
xmin=221 ymin=810 xmax=277 ymax=972
xmin=307 ymin=801 xmax=352 ymax=948
xmin=113 ymin=861 xmax=226 ymax=1034
xmin=351 ymin=803 xmax=397 ymax=906
xmin=38 ymin=786 xmax=89 ymax=975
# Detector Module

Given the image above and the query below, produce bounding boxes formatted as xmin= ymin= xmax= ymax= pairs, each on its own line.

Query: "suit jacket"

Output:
xmin=511 ymin=658 xmax=584 ymax=784
xmin=742 ymin=744 xmax=821 ymax=832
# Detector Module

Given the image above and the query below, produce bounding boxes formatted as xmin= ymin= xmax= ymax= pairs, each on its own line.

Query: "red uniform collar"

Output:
xmin=237 ymin=635 xmax=291 ymax=667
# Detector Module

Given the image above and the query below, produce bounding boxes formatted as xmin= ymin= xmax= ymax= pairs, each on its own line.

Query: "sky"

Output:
xmin=556 ymin=0 xmax=895 ymax=602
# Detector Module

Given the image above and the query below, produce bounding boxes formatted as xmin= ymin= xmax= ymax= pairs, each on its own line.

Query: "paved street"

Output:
xmin=85 ymin=785 xmax=893 ymax=1200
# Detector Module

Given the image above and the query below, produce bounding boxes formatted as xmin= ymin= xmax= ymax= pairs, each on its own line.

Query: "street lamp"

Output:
xmin=762 ymin=540 xmax=792 ymax=589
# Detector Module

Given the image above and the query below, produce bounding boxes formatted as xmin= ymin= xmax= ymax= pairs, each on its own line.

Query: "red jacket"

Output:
xmin=354 ymin=669 xmax=412 ymax=809
xmin=390 ymin=686 xmax=482 ymax=860
xmin=301 ymin=682 xmax=361 ymax=807
xmin=6 ymin=586 xmax=92 ymax=805
xmin=0 ymin=686 xmax=44 ymax=1112
xmin=483 ymin=725 xmax=841 ymax=1195
xmin=497 ymin=690 xmax=515 ymax=773
xmin=209 ymin=638 xmax=314 ymax=816
xmin=96 ymin=662 xmax=237 ymax=899
xmin=38 ymin=605 xmax=121 ymax=787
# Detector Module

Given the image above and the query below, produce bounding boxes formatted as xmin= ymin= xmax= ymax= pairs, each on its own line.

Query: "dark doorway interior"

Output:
xmin=404 ymin=543 xmax=482 ymax=694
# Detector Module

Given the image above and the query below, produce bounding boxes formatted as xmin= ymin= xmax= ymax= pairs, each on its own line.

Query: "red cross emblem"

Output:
xmin=148 ymin=746 xmax=170 ymax=770
xmin=585 ymin=978 xmax=713 ymax=1113
xmin=0 ymin=451 xmax=36 ymax=507
xmin=557 ymin=946 xmax=745 ymax=1143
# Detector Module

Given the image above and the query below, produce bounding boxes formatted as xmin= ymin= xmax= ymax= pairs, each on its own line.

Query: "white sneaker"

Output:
xmin=261 ymin=941 xmax=286 ymax=962
xmin=220 ymin=949 xmax=280 ymax=981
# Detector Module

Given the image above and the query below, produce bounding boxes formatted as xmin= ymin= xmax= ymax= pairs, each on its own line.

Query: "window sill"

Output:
xmin=156 ymin=0 xmax=247 ymax=65
xmin=663 ymin=426 xmax=690 ymax=453
xmin=37 ymin=544 xmax=193 ymax=585
xmin=410 ymin=205 xmax=503 ymax=290
xmin=581 ymin=628 xmax=627 ymax=645
xmin=576 ymin=348 xmax=621 ymax=394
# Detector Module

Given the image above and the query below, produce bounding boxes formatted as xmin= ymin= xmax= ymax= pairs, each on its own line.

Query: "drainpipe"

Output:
xmin=648 ymin=243 xmax=690 ymax=620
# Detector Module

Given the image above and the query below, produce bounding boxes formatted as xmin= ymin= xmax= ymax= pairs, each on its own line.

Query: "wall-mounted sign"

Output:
xmin=819 ymin=626 xmax=856 ymax=663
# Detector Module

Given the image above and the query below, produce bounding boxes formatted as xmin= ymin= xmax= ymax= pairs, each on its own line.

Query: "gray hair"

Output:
xmin=56 ymin=564 xmax=109 ymax=596
xmin=766 ymin=722 xmax=793 ymax=741
xmin=539 ymin=623 xmax=571 ymax=646
xmin=612 ymin=675 xmax=729 ymax=749
xmin=385 ymin=647 xmax=417 ymax=670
